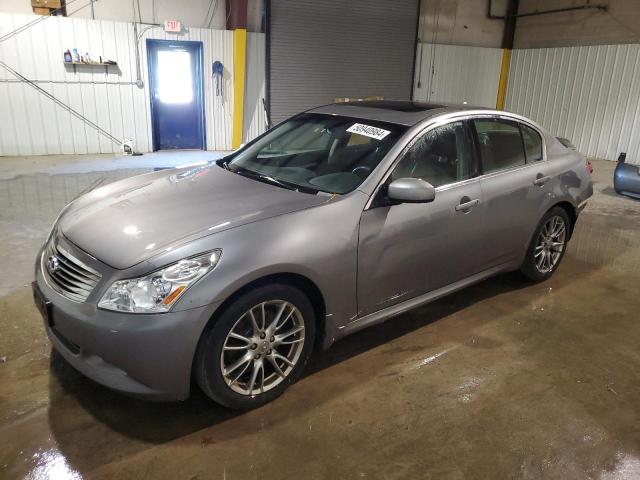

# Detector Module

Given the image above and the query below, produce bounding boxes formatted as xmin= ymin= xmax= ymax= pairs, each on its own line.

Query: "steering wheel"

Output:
xmin=352 ymin=166 xmax=371 ymax=179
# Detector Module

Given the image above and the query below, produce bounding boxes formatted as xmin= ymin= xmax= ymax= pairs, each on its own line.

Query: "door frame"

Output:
xmin=146 ymin=39 xmax=207 ymax=151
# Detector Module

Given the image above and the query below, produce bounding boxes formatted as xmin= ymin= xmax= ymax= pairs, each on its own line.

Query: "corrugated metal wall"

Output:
xmin=244 ymin=32 xmax=267 ymax=142
xmin=0 ymin=13 xmax=265 ymax=156
xmin=413 ymin=43 xmax=502 ymax=108
xmin=269 ymin=0 xmax=418 ymax=124
xmin=505 ymin=44 xmax=640 ymax=164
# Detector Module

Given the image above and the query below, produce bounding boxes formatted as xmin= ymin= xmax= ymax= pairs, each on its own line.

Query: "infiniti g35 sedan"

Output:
xmin=33 ymin=101 xmax=593 ymax=409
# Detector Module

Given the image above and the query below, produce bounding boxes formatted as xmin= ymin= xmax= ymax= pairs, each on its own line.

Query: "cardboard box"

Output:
xmin=334 ymin=96 xmax=384 ymax=103
xmin=32 ymin=6 xmax=52 ymax=15
xmin=32 ymin=0 xmax=62 ymax=9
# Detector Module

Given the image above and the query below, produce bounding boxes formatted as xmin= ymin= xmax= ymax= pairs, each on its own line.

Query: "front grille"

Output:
xmin=43 ymin=236 xmax=101 ymax=302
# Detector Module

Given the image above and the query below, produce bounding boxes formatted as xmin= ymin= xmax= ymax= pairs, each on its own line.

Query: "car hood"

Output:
xmin=59 ymin=163 xmax=333 ymax=269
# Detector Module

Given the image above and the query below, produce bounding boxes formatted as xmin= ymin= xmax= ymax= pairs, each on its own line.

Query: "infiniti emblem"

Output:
xmin=47 ymin=255 xmax=60 ymax=273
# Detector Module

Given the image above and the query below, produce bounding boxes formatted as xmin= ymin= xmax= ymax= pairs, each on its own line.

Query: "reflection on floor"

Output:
xmin=0 ymin=157 xmax=639 ymax=479
xmin=0 ymin=150 xmax=226 ymax=180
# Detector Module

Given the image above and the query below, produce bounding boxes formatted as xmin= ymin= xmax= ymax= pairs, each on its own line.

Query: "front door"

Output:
xmin=357 ymin=120 xmax=484 ymax=317
xmin=147 ymin=39 xmax=205 ymax=150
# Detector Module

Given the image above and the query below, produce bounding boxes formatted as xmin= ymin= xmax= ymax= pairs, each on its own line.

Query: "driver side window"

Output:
xmin=391 ymin=121 xmax=472 ymax=188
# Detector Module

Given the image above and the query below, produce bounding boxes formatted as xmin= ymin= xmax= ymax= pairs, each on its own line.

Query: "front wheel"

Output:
xmin=195 ymin=283 xmax=315 ymax=409
xmin=520 ymin=207 xmax=570 ymax=282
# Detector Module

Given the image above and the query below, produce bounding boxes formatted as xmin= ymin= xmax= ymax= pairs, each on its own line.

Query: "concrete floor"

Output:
xmin=0 ymin=155 xmax=639 ymax=479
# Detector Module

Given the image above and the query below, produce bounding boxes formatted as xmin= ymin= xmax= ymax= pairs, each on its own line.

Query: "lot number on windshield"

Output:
xmin=347 ymin=123 xmax=391 ymax=140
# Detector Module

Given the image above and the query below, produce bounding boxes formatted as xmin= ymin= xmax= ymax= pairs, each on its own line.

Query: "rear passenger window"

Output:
xmin=520 ymin=124 xmax=543 ymax=162
xmin=474 ymin=119 xmax=526 ymax=173
xmin=391 ymin=121 xmax=472 ymax=188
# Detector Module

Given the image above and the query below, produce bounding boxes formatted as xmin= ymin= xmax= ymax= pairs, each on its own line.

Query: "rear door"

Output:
xmin=472 ymin=117 xmax=550 ymax=269
xmin=357 ymin=120 xmax=484 ymax=316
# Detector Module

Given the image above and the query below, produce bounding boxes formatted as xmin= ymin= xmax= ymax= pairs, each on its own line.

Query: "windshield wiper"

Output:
xmin=223 ymin=163 xmax=322 ymax=194
xmin=230 ymin=165 xmax=299 ymax=191
xmin=255 ymin=173 xmax=298 ymax=191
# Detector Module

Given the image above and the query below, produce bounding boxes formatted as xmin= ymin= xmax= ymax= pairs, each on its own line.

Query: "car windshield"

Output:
xmin=225 ymin=113 xmax=407 ymax=194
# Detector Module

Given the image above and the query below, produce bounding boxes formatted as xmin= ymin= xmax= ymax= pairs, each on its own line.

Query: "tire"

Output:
xmin=194 ymin=283 xmax=316 ymax=409
xmin=520 ymin=207 xmax=571 ymax=282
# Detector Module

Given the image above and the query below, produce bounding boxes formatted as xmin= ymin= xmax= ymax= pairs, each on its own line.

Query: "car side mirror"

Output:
xmin=387 ymin=178 xmax=436 ymax=203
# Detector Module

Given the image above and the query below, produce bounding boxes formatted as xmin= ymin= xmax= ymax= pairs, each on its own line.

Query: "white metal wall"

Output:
xmin=413 ymin=42 xmax=502 ymax=108
xmin=505 ymin=44 xmax=640 ymax=164
xmin=0 ymin=13 xmax=264 ymax=156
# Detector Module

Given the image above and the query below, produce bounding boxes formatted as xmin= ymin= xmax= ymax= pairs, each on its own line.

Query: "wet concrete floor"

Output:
xmin=0 ymin=157 xmax=639 ymax=479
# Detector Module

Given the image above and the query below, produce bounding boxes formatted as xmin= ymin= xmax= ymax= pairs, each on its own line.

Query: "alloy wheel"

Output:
xmin=220 ymin=300 xmax=306 ymax=396
xmin=534 ymin=215 xmax=566 ymax=274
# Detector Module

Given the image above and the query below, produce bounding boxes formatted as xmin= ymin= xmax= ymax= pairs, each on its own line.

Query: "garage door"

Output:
xmin=269 ymin=0 xmax=419 ymax=124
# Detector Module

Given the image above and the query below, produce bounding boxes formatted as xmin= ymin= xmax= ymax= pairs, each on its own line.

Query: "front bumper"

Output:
xmin=34 ymin=248 xmax=220 ymax=401
xmin=614 ymin=161 xmax=640 ymax=199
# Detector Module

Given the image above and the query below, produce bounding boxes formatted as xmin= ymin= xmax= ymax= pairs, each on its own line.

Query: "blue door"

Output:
xmin=147 ymin=39 xmax=206 ymax=150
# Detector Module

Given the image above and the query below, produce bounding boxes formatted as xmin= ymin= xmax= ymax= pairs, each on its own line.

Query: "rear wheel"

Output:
xmin=195 ymin=283 xmax=315 ymax=409
xmin=520 ymin=207 xmax=570 ymax=282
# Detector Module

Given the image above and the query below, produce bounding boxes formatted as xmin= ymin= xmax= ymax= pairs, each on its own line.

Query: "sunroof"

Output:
xmin=354 ymin=100 xmax=445 ymax=112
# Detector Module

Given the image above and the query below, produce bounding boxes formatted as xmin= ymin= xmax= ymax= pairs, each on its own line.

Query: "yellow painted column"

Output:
xmin=232 ymin=28 xmax=247 ymax=149
xmin=496 ymin=48 xmax=511 ymax=110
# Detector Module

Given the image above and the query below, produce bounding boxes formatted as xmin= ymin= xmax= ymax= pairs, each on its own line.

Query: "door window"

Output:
xmin=391 ymin=121 xmax=472 ymax=188
xmin=157 ymin=50 xmax=193 ymax=104
xmin=474 ymin=119 xmax=526 ymax=173
xmin=520 ymin=124 xmax=543 ymax=162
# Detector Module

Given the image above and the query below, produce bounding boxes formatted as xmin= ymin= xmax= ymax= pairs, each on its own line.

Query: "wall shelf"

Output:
xmin=64 ymin=62 xmax=118 ymax=73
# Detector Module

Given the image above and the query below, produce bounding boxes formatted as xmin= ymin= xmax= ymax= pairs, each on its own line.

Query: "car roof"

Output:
xmin=306 ymin=100 xmax=494 ymax=126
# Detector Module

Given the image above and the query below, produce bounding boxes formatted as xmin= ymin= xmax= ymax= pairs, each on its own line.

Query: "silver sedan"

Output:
xmin=33 ymin=101 xmax=593 ymax=409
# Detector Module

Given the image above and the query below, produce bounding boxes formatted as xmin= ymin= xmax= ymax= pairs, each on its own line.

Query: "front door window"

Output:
xmin=391 ymin=121 xmax=472 ymax=187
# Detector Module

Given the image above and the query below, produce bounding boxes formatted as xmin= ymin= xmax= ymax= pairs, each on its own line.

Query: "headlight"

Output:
xmin=98 ymin=250 xmax=221 ymax=313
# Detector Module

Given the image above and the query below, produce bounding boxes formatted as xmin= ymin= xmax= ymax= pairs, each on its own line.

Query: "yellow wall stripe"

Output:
xmin=496 ymin=48 xmax=511 ymax=110
xmin=232 ymin=28 xmax=247 ymax=149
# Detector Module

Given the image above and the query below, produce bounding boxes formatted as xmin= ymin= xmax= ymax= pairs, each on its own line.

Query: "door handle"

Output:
xmin=533 ymin=174 xmax=551 ymax=186
xmin=455 ymin=198 xmax=480 ymax=212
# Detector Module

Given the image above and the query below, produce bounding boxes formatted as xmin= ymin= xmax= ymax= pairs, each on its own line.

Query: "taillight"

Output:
xmin=586 ymin=160 xmax=593 ymax=174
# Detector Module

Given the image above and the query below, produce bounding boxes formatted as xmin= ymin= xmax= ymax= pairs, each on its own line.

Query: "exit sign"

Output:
xmin=164 ymin=20 xmax=181 ymax=33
